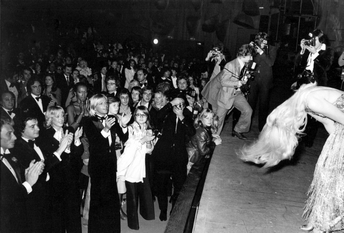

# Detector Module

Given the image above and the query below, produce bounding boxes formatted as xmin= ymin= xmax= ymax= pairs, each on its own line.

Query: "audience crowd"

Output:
xmin=0 ymin=25 xmax=221 ymax=233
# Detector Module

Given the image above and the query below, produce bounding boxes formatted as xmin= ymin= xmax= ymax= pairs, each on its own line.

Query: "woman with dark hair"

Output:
xmin=239 ymin=83 xmax=344 ymax=232
xmin=117 ymin=106 xmax=156 ymax=230
xmin=66 ymin=82 xmax=89 ymax=130
xmin=42 ymin=74 xmax=62 ymax=106
xmin=124 ymin=59 xmax=137 ymax=89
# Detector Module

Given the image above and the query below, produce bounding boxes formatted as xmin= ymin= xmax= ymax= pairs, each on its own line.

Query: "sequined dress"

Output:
xmin=303 ymin=94 xmax=344 ymax=232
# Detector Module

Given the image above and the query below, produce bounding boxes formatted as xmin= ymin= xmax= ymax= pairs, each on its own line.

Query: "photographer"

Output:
xmin=293 ymin=29 xmax=332 ymax=87
xmin=293 ymin=29 xmax=333 ymax=147
xmin=205 ymin=43 xmax=227 ymax=80
xmin=248 ymin=32 xmax=279 ymax=131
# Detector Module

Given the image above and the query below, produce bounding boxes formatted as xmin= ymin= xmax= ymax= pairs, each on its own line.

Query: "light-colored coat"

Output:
xmin=201 ymin=58 xmax=242 ymax=110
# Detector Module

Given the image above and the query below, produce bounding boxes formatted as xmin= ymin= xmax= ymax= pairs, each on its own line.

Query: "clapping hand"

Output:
xmin=74 ymin=127 xmax=83 ymax=141
xmin=25 ymin=160 xmax=45 ymax=187
xmin=104 ymin=117 xmax=117 ymax=132
xmin=120 ymin=113 xmax=132 ymax=127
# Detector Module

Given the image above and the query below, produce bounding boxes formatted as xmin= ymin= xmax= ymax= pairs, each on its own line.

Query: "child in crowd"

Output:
xmin=117 ymin=106 xmax=156 ymax=230
xmin=186 ymin=108 xmax=222 ymax=173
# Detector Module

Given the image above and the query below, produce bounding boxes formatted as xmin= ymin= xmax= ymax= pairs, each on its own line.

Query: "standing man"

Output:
xmin=202 ymin=44 xmax=254 ymax=139
xmin=293 ymin=29 xmax=332 ymax=147
xmin=249 ymin=32 xmax=279 ymax=131
xmin=56 ymin=64 xmax=74 ymax=106
xmin=0 ymin=118 xmax=44 ymax=233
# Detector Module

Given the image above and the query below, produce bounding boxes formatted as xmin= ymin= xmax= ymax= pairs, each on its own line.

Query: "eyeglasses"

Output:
xmin=135 ymin=113 xmax=147 ymax=118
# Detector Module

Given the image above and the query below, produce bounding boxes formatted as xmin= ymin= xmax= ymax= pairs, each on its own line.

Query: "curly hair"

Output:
xmin=238 ymin=83 xmax=317 ymax=168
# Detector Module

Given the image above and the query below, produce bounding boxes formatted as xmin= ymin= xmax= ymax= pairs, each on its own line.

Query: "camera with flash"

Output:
xmin=303 ymin=32 xmax=316 ymax=46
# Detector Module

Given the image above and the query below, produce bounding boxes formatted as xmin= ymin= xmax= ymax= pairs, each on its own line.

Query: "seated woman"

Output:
xmin=238 ymin=83 xmax=344 ymax=233
xmin=42 ymin=74 xmax=62 ymax=107
xmin=186 ymin=108 xmax=222 ymax=173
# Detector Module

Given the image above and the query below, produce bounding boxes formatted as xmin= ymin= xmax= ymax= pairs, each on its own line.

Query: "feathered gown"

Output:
xmin=303 ymin=94 xmax=344 ymax=232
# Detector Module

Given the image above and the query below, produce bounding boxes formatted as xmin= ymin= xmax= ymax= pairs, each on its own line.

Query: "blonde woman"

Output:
xmin=38 ymin=106 xmax=83 ymax=233
xmin=239 ymin=83 xmax=344 ymax=232
xmin=186 ymin=108 xmax=222 ymax=173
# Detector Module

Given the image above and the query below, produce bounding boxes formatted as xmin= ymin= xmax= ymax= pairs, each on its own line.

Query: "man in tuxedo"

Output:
xmin=18 ymin=77 xmax=54 ymax=128
xmin=136 ymin=86 xmax=153 ymax=109
xmin=0 ymin=118 xmax=44 ymax=233
xmin=56 ymin=64 xmax=73 ymax=105
xmin=1 ymin=91 xmax=19 ymax=121
xmin=201 ymin=44 xmax=254 ymax=139
xmin=0 ymin=70 xmax=20 ymax=106
xmin=136 ymin=68 xmax=154 ymax=89
xmin=11 ymin=116 xmax=69 ymax=233
xmin=94 ymin=65 xmax=108 ymax=93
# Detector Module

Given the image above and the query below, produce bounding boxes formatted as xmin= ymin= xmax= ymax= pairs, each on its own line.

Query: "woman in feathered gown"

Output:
xmin=238 ymin=83 xmax=344 ymax=232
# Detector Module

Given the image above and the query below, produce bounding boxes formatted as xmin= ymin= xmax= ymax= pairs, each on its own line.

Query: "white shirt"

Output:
xmin=5 ymin=80 xmax=19 ymax=107
xmin=1 ymin=147 xmax=32 ymax=194
xmin=306 ymin=43 xmax=326 ymax=72
xmin=31 ymin=93 xmax=44 ymax=113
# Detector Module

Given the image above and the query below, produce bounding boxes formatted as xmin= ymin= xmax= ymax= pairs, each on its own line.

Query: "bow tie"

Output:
xmin=97 ymin=115 xmax=107 ymax=122
xmin=7 ymin=110 xmax=13 ymax=115
xmin=35 ymin=96 xmax=41 ymax=101
xmin=28 ymin=140 xmax=35 ymax=149
xmin=1 ymin=153 xmax=12 ymax=161
xmin=9 ymin=83 xmax=16 ymax=88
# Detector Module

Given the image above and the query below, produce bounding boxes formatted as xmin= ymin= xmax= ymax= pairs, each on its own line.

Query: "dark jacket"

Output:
xmin=152 ymin=111 xmax=195 ymax=171
xmin=186 ymin=125 xmax=215 ymax=164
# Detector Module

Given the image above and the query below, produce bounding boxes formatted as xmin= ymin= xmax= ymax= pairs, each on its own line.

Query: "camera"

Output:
xmin=249 ymin=41 xmax=260 ymax=50
xmin=304 ymin=38 xmax=315 ymax=46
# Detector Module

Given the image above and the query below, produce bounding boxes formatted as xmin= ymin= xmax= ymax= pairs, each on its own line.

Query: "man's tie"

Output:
xmin=35 ymin=96 xmax=41 ymax=101
xmin=9 ymin=83 xmax=16 ymax=88
xmin=28 ymin=140 xmax=35 ymax=149
xmin=239 ymin=65 xmax=247 ymax=79
xmin=7 ymin=110 xmax=13 ymax=115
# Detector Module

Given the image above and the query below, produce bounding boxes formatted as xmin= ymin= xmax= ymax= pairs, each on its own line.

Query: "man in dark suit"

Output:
xmin=249 ymin=32 xmax=279 ymax=131
xmin=151 ymin=96 xmax=195 ymax=221
xmin=0 ymin=118 xmax=44 ymax=233
xmin=18 ymin=77 xmax=54 ymax=128
xmin=136 ymin=68 xmax=154 ymax=89
xmin=56 ymin=64 xmax=74 ymax=106
xmin=10 ymin=116 xmax=69 ymax=233
xmin=93 ymin=65 xmax=108 ymax=93
xmin=1 ymin=91 xmax=19 ymax=121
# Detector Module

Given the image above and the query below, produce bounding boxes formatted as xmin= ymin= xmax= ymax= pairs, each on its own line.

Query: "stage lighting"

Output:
xmin=153 ymin=38 xmax=159 ymax=45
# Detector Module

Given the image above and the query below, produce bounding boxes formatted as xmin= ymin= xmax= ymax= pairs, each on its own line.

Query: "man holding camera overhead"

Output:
xmin=248 ymin=32 xmax=279 ymax=132
xmin=293 ymin=29 xmax=332 ymax=147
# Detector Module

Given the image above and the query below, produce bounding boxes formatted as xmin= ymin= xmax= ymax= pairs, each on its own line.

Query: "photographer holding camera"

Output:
xmin=293 ymin=29 xmax=333 ymax=147
xmin=205 ymin=43 xmax=227 ymax=81
xmin=247 ymin=32 xmax=279 ymax=132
